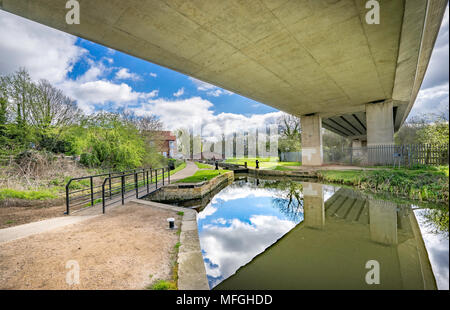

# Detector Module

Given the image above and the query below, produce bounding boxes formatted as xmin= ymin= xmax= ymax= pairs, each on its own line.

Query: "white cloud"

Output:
xmin=149 ymin=72 xmax=158 ymax=78
xmin=409 ymin=83 xmax=449 ymax=119
xmin=189 ymin=77 xmax=234 ymax=97
xmin=199 ymin=215 xmax=296 ymax=287
xmin=211 ymin=185 xmax=277 ymax=204
xmin=104 ymin=57 xmax=114 ymax=64
xmin=197 ymin=206 xmax=217 ymax=220
xmin=60 ymin=79 xmax=158 ymax=113
xmin=421 ymin=5 xmax=449 ymax=90
xmin=0 ymin=11 xmax=158 ymax=114
xmin=173 ymin=87 xmax=185 ymax=97
xmin=411 ymin=5 xmax=449 ymax=119
xmin=129 ymin=96 xmax=283 ymax=135
xmin=0 ymin=10 xmax=85 ymax=84
xmin=115 ymin=68 xmax=141 ymax=81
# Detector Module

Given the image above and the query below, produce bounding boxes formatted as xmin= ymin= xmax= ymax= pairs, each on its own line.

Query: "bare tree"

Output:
xmin=120 ymin=110 xmax=163 ymax=133
xmin=277 ymin=113 xmax=302 ymax=152
xmin=278 ymin=113 xmax=301 ymax=138
xmin=29 ymin=79 xmax=82 ymax=129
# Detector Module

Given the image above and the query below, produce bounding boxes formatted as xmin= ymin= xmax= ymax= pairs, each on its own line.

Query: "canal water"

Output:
xmin=187 ymin=176 xmax=448 ymax=290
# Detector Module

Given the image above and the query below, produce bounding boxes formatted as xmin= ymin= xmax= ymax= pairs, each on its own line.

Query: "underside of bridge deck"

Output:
xmin=0 ymin=0 xmax=447 ymax=165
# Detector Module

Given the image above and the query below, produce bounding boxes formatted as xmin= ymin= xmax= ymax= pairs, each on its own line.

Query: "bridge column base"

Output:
xmin=300 ymin=114 xmax=323 ymax=166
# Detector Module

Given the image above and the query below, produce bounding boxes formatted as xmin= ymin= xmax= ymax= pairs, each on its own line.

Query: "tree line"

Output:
xmin=0 ymin=68 xmax=168 ymax=170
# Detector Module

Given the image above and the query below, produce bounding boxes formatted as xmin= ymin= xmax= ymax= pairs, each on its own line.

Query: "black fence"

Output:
xmin=324 ymin=144 xmax=449 ymax=167
xmin=101 ymin=168 xmax=169 ymax=213
xmin=65 ymin=167 xmax=170 ymax=214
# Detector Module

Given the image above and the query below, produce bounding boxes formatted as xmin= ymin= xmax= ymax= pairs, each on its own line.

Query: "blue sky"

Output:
xmin=0 ymin=6 xmax=448 ymax=134
xmin=73 ymin=38 xmax=278 ymax=117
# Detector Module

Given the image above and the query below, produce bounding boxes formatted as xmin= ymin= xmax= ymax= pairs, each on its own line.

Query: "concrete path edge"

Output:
xmin=129 ymin=199 xmax=209 ymax=290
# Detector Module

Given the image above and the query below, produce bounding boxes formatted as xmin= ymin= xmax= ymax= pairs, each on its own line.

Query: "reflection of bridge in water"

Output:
xmin=217 ymin=182 xmax=437 ymax=290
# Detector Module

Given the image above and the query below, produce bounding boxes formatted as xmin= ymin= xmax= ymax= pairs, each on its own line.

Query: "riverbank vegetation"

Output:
xmin=318 ymin=165 xmax=449 ymax=205
xmin=0 ymin=68 xmax=178 ymax=205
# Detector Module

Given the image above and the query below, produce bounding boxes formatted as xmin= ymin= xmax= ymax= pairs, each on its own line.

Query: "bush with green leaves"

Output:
xmin=65 ymin=113 xmax=146 ymax=170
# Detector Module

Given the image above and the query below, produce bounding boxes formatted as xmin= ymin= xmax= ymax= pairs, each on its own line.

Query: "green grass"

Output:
xmin=225 ymin=157 xmax=301 ymax=170
xmin=148 ymin=279 xmax=177 ymax=290
xmin=67 ymin=178 xmax=91 ymax=190
xmin=177 ymin=211 xmax=184 ymax=216
xmin=194 ymin=162 xmax=214 ymax=169
xmin=176 ymin=169 xmax=230 ymax=183
xmin=83 ymin=198 xmax=102 ymax=208
xmin=318 ymin=165 xmax=449 ymax=204
xmin=0 ymin=188 xmax=57 ymax=200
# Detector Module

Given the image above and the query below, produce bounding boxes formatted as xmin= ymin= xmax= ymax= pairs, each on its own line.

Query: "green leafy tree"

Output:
xmin=416 ymin=120 xmax=449 ymax=146
xmin=395 ymin=109 xmax=449 ymax=146
xmin=65 ymin=113 xmax=146 ymax=170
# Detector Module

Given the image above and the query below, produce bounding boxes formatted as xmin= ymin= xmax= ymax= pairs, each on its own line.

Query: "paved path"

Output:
xmin=171 ymin=160 xmax=198 ymax=181
xmin=0 ymin=215 xmax=97 ymax=244
xmin=0 ymin=161 xmax=199 ymax=244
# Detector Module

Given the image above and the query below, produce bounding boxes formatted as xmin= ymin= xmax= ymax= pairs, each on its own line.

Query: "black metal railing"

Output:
xmin=101 ymin=167 xmax=170 ymax=213
xmin=65 ymin=167 xmax=170 ymax=215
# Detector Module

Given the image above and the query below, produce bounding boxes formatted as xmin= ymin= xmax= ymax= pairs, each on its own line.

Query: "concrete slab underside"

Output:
xmin=0 ymin=0 xmax=446 ymax=129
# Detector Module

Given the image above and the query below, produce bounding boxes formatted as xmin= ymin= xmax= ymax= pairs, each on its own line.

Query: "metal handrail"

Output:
xmin=65 ymin=167 xmax=170 ymax=215
xmin=101 ymin=167 xmax=170 ymax=214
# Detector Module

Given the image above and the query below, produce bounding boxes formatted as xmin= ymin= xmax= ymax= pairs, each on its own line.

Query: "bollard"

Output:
xmin=255 ymin=160 xmax=259 ymax=169
xmin=167 ymin=218 xmax=175 ymax=229
xmin=244 ymin=162 xmax=247 ymax=168
xmin=215 ymin=161 xmax=219 ymax=170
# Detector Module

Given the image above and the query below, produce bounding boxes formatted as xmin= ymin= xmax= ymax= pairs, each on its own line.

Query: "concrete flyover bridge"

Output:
xmin=1 ymin=0 xmax=447 ymax=165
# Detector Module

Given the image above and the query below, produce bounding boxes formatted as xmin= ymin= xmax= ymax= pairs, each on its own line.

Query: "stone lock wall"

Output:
xmin=147 ymin=171 xmax=234 ymax=202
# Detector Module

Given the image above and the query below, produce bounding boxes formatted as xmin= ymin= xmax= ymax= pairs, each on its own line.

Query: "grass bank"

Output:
xmin=176 ymin=169 xmax=230 ymax=183
xmin=194 ymin=162 xmax=214 ymax=169
xmin=225 ymin=157 xmax=301 ymax=170
xmin=318 ymin=166 xmax=449 ymax=205
xmin=0 ymin=188 xmax=58 ymax=200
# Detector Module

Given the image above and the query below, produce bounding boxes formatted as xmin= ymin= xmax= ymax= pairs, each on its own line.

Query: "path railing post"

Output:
xmin=135 ymin=172 xmax=139 ymax=198
xmin=168 ymin=167 xmax=170 ymax=184
xmin=155 ymin=169 xmax=158 ymax=188
xmin=121 ymin=175 xmax=125 ymax=205
xmin=146 ymin=170 xmax=149 ymax=193
xmin=108 ymin=173 xmax=112 ymax=199
xmin=90 ymin=176 xmax=94 ymax=206
xmin=162 ymin=168 xmax=165 ymax=186
xmin=65 ymin=182 xmax=70 ymax=215
xmin=102 ymin=180 xmax=106 ymax=214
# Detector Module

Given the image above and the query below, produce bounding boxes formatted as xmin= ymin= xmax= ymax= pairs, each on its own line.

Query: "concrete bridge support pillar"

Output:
xmin=303 ymin=182 xmax=325 ymax=229
xmin=368 ymin=198 xmax=398 ymax=245
xmin=300 ymin=114 xmax=323 ymax=166
xmin=352 ymin=139 xmax=362 ymax=156
xmin=365 ymin=101 xmax=394 ymax=146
